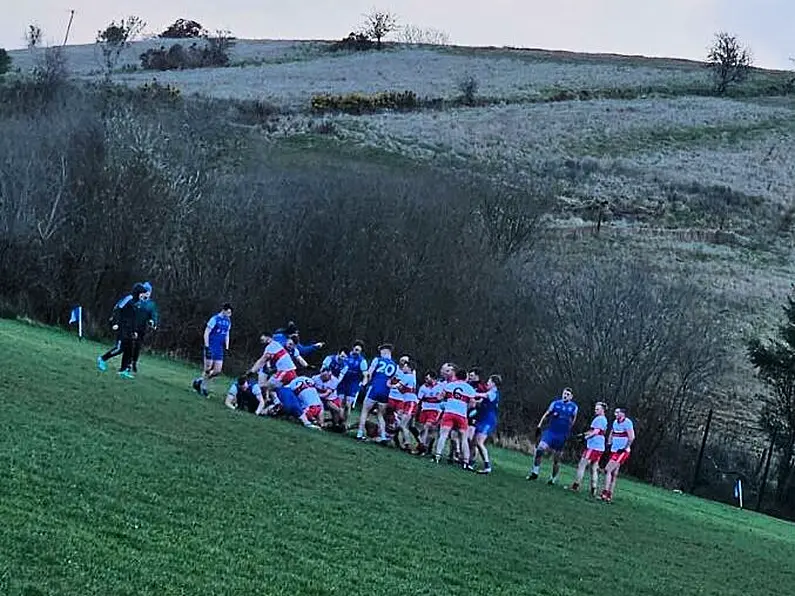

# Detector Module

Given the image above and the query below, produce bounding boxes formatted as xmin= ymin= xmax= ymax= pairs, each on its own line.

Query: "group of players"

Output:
xmin=187 ymin=304 xmax=638 ymax=500
xmin=97 ymin=291 xmax=637 ymax=501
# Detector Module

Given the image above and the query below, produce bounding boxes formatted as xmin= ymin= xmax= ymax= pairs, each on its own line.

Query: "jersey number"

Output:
xmin=376 ymin=361 xmax=397 ymax=377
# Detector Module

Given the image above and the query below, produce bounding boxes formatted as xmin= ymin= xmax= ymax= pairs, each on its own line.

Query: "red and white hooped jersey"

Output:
xmin=418 ymin=381 xmax=444 ymax=411
xmin=610 ymin=417 xmax=634 ymax=451
xmin=389 ymin=370 xmax=417 ymax=403
xmin=586 ymin=415 xmax=608 ymax=451
xmin=264 ymin=341 xmax=296 ymax=372
xmin=312 ymin=374 xmax=340 ymax=400
xmin=288 ymin=376 xmax=323 ymax=407
xmin=441 ymin=380 xmax=477 ymax=417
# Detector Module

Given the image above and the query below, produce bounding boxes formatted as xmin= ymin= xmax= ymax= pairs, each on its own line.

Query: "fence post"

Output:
xmin=691 ymin=408 xmax=713 ymax=493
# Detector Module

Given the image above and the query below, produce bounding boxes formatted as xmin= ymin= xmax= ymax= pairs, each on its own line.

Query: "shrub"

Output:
xmin=399 ymin=25 xmax=449 ymax=45
xmin=330 ymin=32 xmax=374 ymax=52
xmin=25 ymin=25 xmax=43 ymax=49
xmin=0 ymin=49 xmax=10 ymax=76
xmin=140 ymin=34 xmax=234 ymax=71
xmin=159 ymin=19 xmax=206 ymax=39
xmin=457 ymin=75 xmax=479 ymax=106
xmin=96 ymin=16 xmax=145 ymax=80
xmin=310 ymin=90 xmax=418 ymax=114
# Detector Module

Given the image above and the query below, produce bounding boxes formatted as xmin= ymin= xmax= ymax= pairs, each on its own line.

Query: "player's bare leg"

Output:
xmin=590 ymin=462 xmax=600 ymax=496
xmin=460 ymin=433 xmax=472 ymax=470
xmin=572 ymin=456 xmax=590 ymax=491
xmin=357 ymin=399 xmax=376 ymax=440
xmin=527 ymin=441 xmax=549 ymax=480
xmin=549 ymin=451 xmax=562 ymax=485
xmin=434 ymin=427 xmax=451 ymax=462
xmin=475 ymin=434 xmax=491 ymax=473
xmin=602 ymin=461 xmax=620 ymax=501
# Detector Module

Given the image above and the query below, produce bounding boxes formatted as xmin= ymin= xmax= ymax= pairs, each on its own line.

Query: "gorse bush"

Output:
xmin=311 ymin=90 xmax=418 ymax=114
xmin=330 ymin=32 xmax=374 ymax=52
xmin=159 ymin=19 xmax=206 ymax=39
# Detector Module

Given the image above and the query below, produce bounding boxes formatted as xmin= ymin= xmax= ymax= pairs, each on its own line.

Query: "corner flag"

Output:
xmin=69 ymin=305 xmax=83 ymax=339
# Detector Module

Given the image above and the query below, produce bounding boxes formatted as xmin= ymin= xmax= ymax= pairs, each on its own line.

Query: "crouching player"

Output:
xmin=434 ymin=367 xmax=476 ymax=470
xmin=415 ymin=370 xmax=444 ymax=455
xmin=313 ymin=367 xmax=345 ymax=430
xmin=288 ymin=375 xmax=325 ymax=429
xmin=225 ymin=374 xmax=266 ymax=416
xmin=600 ymin=408 xmax=635 ymax=503
xmin=527 ymin=387 xmax=578 ymax=484
xmin=471 ymin=374 xmax=502 ymax=474
xmin=570 ymin=401 xmax=608 ymax=495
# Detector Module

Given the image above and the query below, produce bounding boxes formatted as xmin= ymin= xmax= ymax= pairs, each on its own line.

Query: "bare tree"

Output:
xmin=706 ymin=32 xmax=752 ymax=94
xmin=96 ymin=16 xmax=145 ymax=80
xmin=363 ymin=9 xmax=398 ymax=50
xmin=25 ymin=24 xmax=43 ymax=49
xmin=399 ymin=24 xmax=449 ymax=46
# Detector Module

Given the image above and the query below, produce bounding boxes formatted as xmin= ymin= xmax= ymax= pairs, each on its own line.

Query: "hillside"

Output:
xmin=0 ymin=318 xmax=793 ymax=596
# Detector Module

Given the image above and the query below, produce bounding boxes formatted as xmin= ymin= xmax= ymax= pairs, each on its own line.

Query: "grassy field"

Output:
xmin=1 ymin=318 xmax=793 ymax=596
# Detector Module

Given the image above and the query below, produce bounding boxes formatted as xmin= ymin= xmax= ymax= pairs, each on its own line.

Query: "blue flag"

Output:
xmin=69 ymin=306 xmax=81 ymax=324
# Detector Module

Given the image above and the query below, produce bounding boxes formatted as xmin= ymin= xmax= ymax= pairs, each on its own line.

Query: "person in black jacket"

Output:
xmin=118 ymin=283 xmax=147 ymax=379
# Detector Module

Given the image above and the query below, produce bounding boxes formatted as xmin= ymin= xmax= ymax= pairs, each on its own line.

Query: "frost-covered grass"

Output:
xmin=9 ymin=41 xmax=709 ymax=108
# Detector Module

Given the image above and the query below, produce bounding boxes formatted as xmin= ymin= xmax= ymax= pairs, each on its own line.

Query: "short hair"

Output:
xmin=615 ymin=407 xmax=627 ymax=415
xmin=424 ymin=369 xmax=436 ymax=379
xmin=378 ymin=343 xmax=394 ymax=352
xmin=489 ymin=374 xmax=503 ymax=387
xmin=338 ymin=346 xmax=348 ymax=354
xmin=237 ymin=375 xmax=249 ymax=386
xmin=289 ymin=333 xmax=300 ymax=342
xmin=468 ymin=366 xmax=482 ymax=376
xmin=455 ymin=368 xmax=468 ymax=381
xmin=595 ymin=401 xmax=608 ymax=410
xmin=320 ymin=366 xmax=331 ymax=373
xmin=352 ymin=340 xmax=365 ymax=349
xmin=563 ymin=386 xmax=574 ymax=395
xmin=222 ymin=302 xmax=233 ymax=311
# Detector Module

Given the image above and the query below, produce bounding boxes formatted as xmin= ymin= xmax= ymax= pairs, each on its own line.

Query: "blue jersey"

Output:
xmin=369 ymin=357 xmax=397 ymax=395
xmin=477 ymin=387 xmax=500 ymax=421
xmin=547 ymin=399 xmax=578 ymax=435
xmin=322 ymin=354 xmax=347 ymax=378
xmin=341 ymin=353 xmax=367 ymax=383
xmin=206 ymin=314 xmax=231 ymax=344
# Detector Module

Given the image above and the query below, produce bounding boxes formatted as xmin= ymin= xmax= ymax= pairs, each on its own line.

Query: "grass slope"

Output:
xmin=0 ymin=319 xmax=792 ymax=596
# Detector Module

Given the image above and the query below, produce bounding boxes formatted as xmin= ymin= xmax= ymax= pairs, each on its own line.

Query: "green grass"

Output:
xmin=1 ymin=319 xmax=793 ymax=595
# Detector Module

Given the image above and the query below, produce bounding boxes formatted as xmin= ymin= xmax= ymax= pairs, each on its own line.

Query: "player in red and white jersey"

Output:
xmin=288 ymin=375 xmax=325 ymax=428
xmin=388 ymin=357 xmax=418 ymax=450
xmin=312 ymin=367 xmax=345 ymax=429
xmin=600 ymin=408 xmax=635 ymax=502
xmin=434 ymin=367 xmax=476 ymax=470
xmin=570 ymin=402 xmax=608 ymax=495
xmin=415 ymin=369 xmax=444 ymax=454
xmin=249 ymin=333 xmax=297 ymax=389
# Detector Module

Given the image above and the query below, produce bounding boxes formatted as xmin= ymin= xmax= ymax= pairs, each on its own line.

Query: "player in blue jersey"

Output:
xmin=322 ymin=347 xmax=348 ymax=379
xmin=193 ymin=303 xmax=232 ymax=396
xmin=339 ymin=340 xmax=368 ymax=423
xmin=356 ymin=343 xmax=397 ymax=443
xmin=527 ymin=387 xmax=578 ymax=484
xmin=472 ymin=374 xmax=502 ymax=474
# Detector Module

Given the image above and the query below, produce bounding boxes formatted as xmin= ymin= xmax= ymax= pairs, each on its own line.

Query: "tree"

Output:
xmin=748 ymin=290 xmax=795 ymax=506
xmin=25 ymin=24 xmax=43 ymax=49
xmin=0 ymin=49 xmax=10 ymax=76
xmin=706 ymin=32 xmax=752 ymax=94
xmin=160 ymin=19 xmax=206 ymax=39
xmin=96 ymin=16 xmax=145 ymax=80
xmin=363 ymin=9 xmax=397 ymax=50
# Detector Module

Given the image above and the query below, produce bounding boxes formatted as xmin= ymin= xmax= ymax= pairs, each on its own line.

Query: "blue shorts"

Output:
xmin=365 ymin=385 xmax=389 ymax=404
xmin=206 ymin=342 xmax=225 ymax=361
xmin=475 ymin=417 xmax=497 ymax=437
xmin=275 ymin=388 xmax=303 ymax=418
xmin=337 ymin=378 xmax=361 ymax=399
xmin=541 ymin=430 xmax=568 ymax=451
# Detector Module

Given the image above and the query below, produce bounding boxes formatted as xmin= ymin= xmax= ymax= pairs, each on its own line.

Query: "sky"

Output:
xmin=2 ymin=0 xmax=792 ymax=69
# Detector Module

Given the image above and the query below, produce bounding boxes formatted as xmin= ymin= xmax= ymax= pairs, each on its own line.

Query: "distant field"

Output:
xmin=1 ymin=319 xmax=793 ymax=596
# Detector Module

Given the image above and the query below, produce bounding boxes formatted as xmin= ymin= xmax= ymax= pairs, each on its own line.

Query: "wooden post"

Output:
xmin=691 ymin=408 xmax=713 ymax=493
